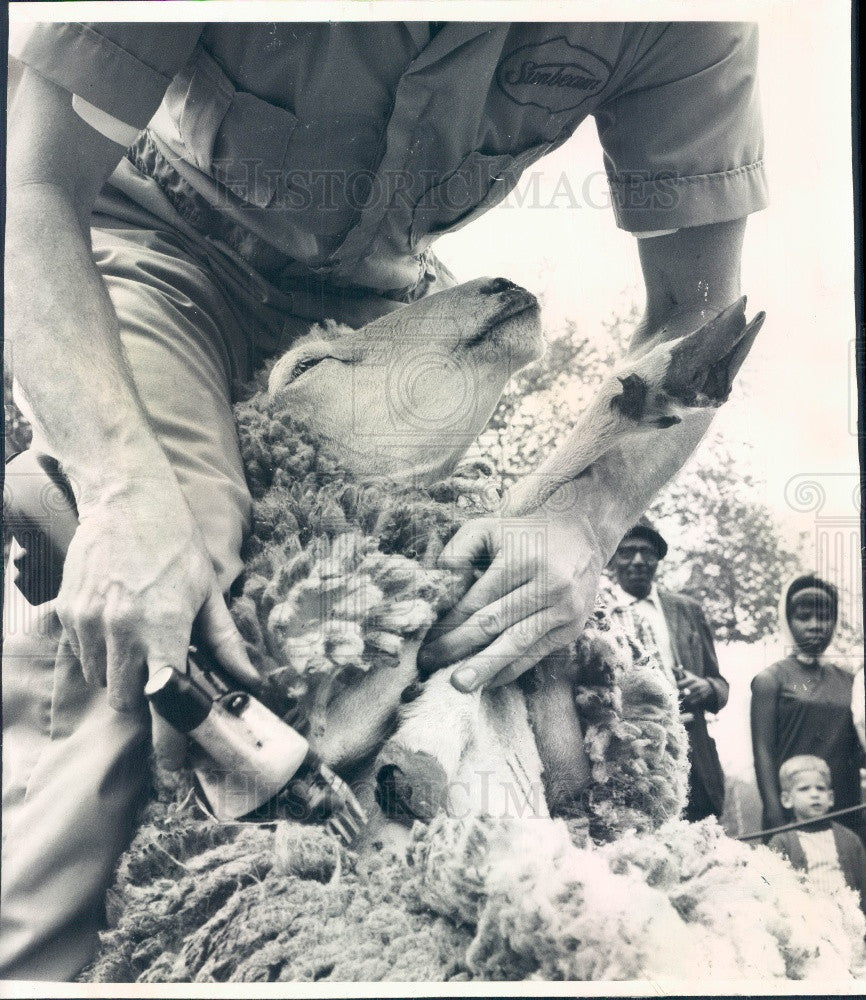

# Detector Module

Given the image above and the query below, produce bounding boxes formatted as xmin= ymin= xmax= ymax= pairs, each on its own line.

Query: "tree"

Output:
xmin=648 ymin=438 xmax=799 ymax=643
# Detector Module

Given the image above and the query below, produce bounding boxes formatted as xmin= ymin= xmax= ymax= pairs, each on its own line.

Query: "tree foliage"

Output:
xmin=649 ymin=440 xmax=799 ymax=643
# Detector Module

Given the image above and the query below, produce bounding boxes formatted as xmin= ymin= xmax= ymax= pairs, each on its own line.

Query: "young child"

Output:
xmin=769 ymin=755 xmax=866 ymax=915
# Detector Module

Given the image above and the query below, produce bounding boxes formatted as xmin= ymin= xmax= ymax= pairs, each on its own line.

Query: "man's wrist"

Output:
xmin=537 ymin=484 xmax=607 ymax=558
xmin=64 ymin=431 xmax=181 ymax=513
xmin=632 ymin=298 xmax=741 ymax=356
xmin=553 ymin=461 xmax=644 ymax=564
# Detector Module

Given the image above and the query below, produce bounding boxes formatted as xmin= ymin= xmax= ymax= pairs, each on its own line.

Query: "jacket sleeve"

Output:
xmin=10 ymin=23 xmax=204 ymax=128
xmin=691 ymin=600 xmax=728 ymax=714
xmin=831 ymin=824 xmax=866 ymax=914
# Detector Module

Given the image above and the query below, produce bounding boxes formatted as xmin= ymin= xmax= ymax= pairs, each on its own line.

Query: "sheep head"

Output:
xmin=265 ymin=277 xmax=543 ymax=485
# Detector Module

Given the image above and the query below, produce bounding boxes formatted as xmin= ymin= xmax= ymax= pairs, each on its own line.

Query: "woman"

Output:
xmin=751 ymin=575 xmax=863 ymax=838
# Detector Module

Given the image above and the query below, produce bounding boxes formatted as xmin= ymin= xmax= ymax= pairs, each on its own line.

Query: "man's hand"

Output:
xmin=676 ymin=669 xmax=713 ymax=710
xmin=7 ymin=69 xmax=261 ymax=760
xmin=54 ymin=479 xmax=259 ymax=720
xmin=416 ymin=507 xmax=604 ymax=691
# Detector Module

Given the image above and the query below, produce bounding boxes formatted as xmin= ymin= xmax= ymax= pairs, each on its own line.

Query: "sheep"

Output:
xmin=84 ymin=278 xmax=865 ymax=983
xmin=233 ymin=282 xmax=764 ymax=837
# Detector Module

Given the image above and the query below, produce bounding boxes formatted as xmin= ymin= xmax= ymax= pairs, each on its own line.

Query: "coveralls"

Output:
xmin=2 ymin=21 xmax=768 ymax=979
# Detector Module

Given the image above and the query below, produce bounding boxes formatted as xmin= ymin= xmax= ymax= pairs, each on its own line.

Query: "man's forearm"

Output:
xmin=634 ymin=220 xmax=746 ymax=352
xmin=7 ymin=184 xmax=176 ymax=507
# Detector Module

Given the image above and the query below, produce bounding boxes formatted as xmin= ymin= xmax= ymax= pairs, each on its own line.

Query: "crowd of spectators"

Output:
xmin=609 ymin=521 xmax=866 ymax=916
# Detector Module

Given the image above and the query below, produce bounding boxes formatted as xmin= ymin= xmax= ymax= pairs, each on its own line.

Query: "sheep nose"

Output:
xmin=479 ymin=278 xmax=520 ymax=296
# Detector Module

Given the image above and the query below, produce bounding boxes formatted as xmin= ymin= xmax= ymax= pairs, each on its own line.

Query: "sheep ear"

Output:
xmin=610 ymin=373 xmax=648 ymax=421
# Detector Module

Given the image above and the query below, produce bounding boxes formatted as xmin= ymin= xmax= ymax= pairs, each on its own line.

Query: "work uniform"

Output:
xmin=3 ymin=21 xmax=768 ymax=979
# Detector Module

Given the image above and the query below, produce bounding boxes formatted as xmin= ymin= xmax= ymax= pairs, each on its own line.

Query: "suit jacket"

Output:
xmin=657 ymin=589 xmax=729 ymax=814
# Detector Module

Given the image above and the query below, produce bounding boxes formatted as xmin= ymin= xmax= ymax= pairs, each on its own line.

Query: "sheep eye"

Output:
xmin=288 ymin=355 xmax=326 ymax=382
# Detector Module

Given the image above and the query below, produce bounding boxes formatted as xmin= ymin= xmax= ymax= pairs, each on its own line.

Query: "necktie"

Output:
xmin=631 ymin=604 xmax=676 ymax=687
xmin=613 ymin=600 xmax=691 ymax=720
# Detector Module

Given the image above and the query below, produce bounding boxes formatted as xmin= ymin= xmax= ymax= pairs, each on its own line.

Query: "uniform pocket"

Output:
xmin=169 ymin=47 xmax=298 ymax=209
xmin=410 ymin=144 xmax=550 ymax=249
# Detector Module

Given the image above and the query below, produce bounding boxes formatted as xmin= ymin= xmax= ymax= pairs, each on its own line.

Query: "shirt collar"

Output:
xmin=611 ymin=581 xmax=660 ymax=608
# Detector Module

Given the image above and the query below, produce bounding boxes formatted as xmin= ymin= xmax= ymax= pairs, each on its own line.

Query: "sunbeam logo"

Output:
xmin=496 ymin=37 xmax=613 ymax=114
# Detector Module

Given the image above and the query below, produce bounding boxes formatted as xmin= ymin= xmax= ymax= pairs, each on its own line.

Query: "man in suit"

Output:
xmin=609 ymin=519 xmax=729 ymax=822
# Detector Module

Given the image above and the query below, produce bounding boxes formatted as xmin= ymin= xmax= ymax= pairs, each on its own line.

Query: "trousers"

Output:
xmin=0 ymin=165 xmax=426 ymax=980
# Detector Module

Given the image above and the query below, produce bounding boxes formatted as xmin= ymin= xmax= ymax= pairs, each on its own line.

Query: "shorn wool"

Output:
xmin=86 ymin=337 xmax=865 ymax=984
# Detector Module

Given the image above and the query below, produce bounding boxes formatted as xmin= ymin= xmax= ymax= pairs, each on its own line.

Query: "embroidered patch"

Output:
xmin=496 ymin=36 xmax=612 ymax=114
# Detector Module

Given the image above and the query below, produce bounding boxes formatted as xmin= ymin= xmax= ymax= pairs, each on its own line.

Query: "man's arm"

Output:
xmin=8 ymin=67 xmax=156 ymax=492
xmin=675 ymin=597 xmax=729 ymax=715
xmin=633 ymin=219 xmax=746 ymax=349
xmin=6 ymin=68 xmax=257 ymax=712
xmin=694 ymin=603 xmax=728 ymax=714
